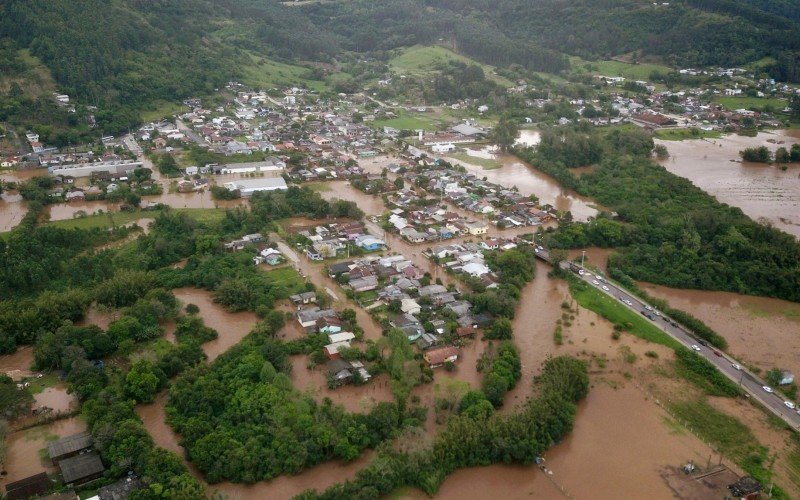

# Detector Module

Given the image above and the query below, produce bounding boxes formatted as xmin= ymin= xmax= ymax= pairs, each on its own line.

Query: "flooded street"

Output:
xmin=657 ymin=130 xmax=800 ymax=238
xmin=171 ymin=287 xmax=259 ymax=361
xmin=640 ymin=282 xmax=800 ymax=378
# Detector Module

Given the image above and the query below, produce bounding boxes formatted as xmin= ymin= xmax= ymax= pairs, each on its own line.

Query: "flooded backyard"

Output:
xmin=657 ymin=130 xmax=800 ymax=238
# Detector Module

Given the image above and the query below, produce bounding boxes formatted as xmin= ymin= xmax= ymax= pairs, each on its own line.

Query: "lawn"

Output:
xmin=448 ymin=152 xmax=501 ymax=170
xmin=654 ymin=128 xmax=722 ymax=141
xmin=239 ymin=52 xmax=328 ymax=92
xmin=714 ymin=96 xmax=787 ymax=112
xmin=372 ymin=110 xmax=442 ymax=132
xmin=263 ymin=267 xmax=306 ymax=295
xmin=568 ymin=277 xmax=681 ymax=349
xmin=140 ymin=100 xmax=187 ymax=122
xmin=45 ymin=208 xmax=228 ymax=230
xmin=389 ymin=45 xmax=515 ymax=87
xmin=572 ymin=57 xmax=672 ymax=81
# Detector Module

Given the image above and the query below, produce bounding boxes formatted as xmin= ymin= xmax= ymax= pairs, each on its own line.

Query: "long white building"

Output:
xmin=50 ymin=160 xmax=143 ymax=178
xmin=223 ymin=177 xmax=288 ymax=197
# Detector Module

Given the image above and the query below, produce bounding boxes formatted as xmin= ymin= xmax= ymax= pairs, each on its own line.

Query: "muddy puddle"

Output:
xmin=657 ymin=130 xmax=800 ymax=238
xmin=639 ymin=282 xmax=800 ymax=378
xmin=33 ymin=385 xmax=77 ymax=413
xmin=0 ymin=346 xmax=34 ymax=381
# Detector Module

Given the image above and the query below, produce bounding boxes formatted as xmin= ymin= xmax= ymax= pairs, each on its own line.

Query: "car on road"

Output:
xmin=578 ymin=270 xmax=585 ymax=275
xmin=763 ymin=386 xmax=774 ymax=393
xmin=785 ymin=401 xmax=796 ymax=409
xmin=732 ymin=363 xmax=742 ymax=370
xmin=645 ymin=305 xmax=653 ymax=311
xmin=592 ymin=280 xmax=600 ymax=285
xmin=698 ymin=339 xmax=707 ymax=346
xmin=617 ymin=295 xmax=624 ymax=301
xmin=602 ymin=285 xmax=610 ymax=291
xmin=691 ymin=345 xmax=701 ymax=351
xmin=654 ymin=311 xmax=661 ymax=316
xmin=625 ymin=300 xmax=633 ymax=306
xmin=713 ymin=350 xmax=722 ymax=356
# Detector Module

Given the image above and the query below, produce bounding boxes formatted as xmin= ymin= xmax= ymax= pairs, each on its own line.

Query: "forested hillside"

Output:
xmin=1 ymin=0 xmax=799 ymax=128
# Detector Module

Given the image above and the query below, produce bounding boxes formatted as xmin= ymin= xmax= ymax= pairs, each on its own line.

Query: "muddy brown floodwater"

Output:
xmin=0 ymin=346 xmax=34 ymax=381
xmin=657 ymin=130 xmax=800 ymax=238
xmin=640 ymin=282 xmax=800 ymax=378
xmin=0 ymin=416 xmax=86 ymax=487
xmin=447 ymin=150 xmax=600 ymax=222
xmin=171 ymin=288 xmax=259 ymax=361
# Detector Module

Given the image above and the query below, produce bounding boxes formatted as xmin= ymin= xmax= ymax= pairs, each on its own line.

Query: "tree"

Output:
xmin=484 ymin=317 xmax=513 ymax=340
xmin=124 ymin=360 xmax=164 ymax=403
xmin=491 ymin=117 xmax=519 ymax=151
xmin=739 ymin=146 xmax=771 ymax=163
xmin=775 ymin=147 xmax=790 ymax=164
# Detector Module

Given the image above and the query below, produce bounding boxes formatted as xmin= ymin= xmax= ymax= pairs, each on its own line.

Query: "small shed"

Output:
xmin=60 ymin=452 xmax=105 ymax=485
xmin=48 ymin=432 xmax=93 ymax=465
xmin=5 ymin=472 xmax=51 ymax=500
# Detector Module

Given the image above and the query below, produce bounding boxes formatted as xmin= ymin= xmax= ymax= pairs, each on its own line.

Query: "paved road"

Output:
xmin=175 ymin=119 xmax=208 ymax=147
xmin=562 ymin=259 xmax=800 ymax=431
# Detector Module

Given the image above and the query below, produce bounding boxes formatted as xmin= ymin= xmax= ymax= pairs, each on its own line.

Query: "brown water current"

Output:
xmin=657 ymin=130 xmax=800 ymax=238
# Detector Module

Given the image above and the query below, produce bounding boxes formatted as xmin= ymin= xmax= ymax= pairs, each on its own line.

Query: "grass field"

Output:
xmin=714 ymin=96 xmax=787 ymax=112
xmin=45 ymin=208 xmax=228 ymax=230
xmin=239 ymin=52 xmax=327 ymax=92
xmin=572 ymin=57 xmax=672 ymax=81
xmin=654 ymin=128 xmax=722 ymax=141
xmin=372 ymin=110 xmax=442 ymax=132
xmin=389 ymin=45 xmax=515 ymax=87
xmin=568 ymin=277 xmax=681 ymax=349
xmin=668 ymin=398 xmax=785 ymax=496
xmin=448 ymin=152 xmax=501 ymax=170
xmin=140 ymin=100 xmax=187 ymax=122
xmin=263 ymin=266 xmax=306 ymax=295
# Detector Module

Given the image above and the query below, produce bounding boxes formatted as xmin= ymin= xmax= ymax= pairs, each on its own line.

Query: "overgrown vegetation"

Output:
xmin=522 ymin=126 xmax=800 ymax=303
xmin=300 ymin=355 xmax=589 ymax=498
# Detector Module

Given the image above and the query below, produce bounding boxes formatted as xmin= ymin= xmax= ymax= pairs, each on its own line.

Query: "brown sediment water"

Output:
xmin=0 ymin=346 xmax=34 ymax=380
xmin=656 ymin=130 xmax=800 ymax=239
xmin=212 ymin=450 xmax=376 ymax=500
xmin=639 ymin=282 xmax=800 ymax=377
xmin=449 ymin=151 xmax=600 ymax=222
xmin=515 ymin=129 xmax=542 ymax=148
xmin=0 ymin=192 xmax=26 ymax=232
xmin=32 ymin=385 xmax=77 ymax=413
xmin=567 ymin=247 xmax=614 ymax=273
xmin=171 ymin=288 xmax=259 ymax=361
xmin=0 ymin=416 xmax=85 ymax=486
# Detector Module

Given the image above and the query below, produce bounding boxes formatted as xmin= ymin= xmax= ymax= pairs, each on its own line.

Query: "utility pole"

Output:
xmin=581 ymin=250 xmax=585 ymax=268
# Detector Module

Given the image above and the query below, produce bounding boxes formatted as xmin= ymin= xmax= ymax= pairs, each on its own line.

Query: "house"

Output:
xmin=327 ymin=359 xmax=353 ymax=386
xmin=296 ymin=307 xmax=337 ymax=330
xmin=48 ymin=432 xmax=93 ymax=465
xmin=98 ymin=477 xmax=146 ymax=500
xmin=317 ymin=316 xmax=344 ymax=334
xmin=399 ymin=227 xmax=427 ymax=243
xmin=290 ymin=292 xmax=317 ymax=305
xmin=5 ymin=472 xmax=51 ymax=500
xmin=416 ymin=333 xmax=442 ymax=350
xmin=400 ymin=298 xmax=421 ymax=315
xmin=465 ymin=221 xmax=488 ymax=235
xmin=349 ymin=275 xmax=379 ymax=292
xmin=328 ymin=331 xmax=356 ymax=344
xmin=324 ymin=341 xmax=351 ymax=359
xmin=355 ymin=234 xmax=385 ymax=251
xmin=424 ymin=346 xmax=459 ymax=367
xmin=60 ymin=452 xmax=105 ymax=485
xmin=253 ymin=248 xmax=283 ymax=265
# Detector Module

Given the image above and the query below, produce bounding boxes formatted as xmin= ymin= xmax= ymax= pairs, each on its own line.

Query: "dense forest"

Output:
xmin=517 ymin=126 xmax=800 ymax=302
xmin=2 ymin=0 xmax=800 ymax=132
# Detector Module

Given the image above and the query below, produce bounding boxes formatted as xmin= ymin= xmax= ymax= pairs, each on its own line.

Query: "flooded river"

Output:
xmin=657 ymin=130 xmax=800 ymax=238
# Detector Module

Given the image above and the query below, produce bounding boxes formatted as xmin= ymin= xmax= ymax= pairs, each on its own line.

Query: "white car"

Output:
xmin=578 ymin=270 xmax=585 ymax=276
xmin=592 ymin=280 xmax=600 ymax=286
xmin=785 ymin=401 xmax=796 ymax=409
xmin=602 ymin=285 xmax=610 ymax=291
xmin=645 ymin=305 xmax=653 ymax=311
xmin=763 ymin=386 xmax=774 ymax=393
xmin=731 ymin=363 xmax=742 ymax=370
xmin=690 ymin=345 xmax=701 ymax=351
xmin=654 ymin=311 xmax=661 ymax=316
xmin=625 ymin=300 xmax=633 ymax=306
